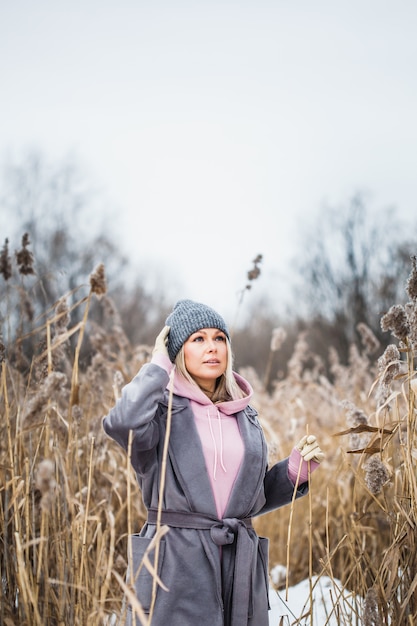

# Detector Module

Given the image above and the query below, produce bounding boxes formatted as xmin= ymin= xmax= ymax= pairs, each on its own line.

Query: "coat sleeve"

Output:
xmin=258 ymin=458 xmax=308 ymax=515
xmin=102 ymin=363 xmax=169 ymax=453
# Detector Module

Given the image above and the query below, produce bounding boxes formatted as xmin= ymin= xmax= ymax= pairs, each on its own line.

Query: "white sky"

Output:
xmin=1 ymin=0 xmax=417 ymax=319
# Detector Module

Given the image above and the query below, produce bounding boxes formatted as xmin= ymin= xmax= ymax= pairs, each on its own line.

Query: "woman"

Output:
xmin=103 ymin=299 xmax=324 ymax=626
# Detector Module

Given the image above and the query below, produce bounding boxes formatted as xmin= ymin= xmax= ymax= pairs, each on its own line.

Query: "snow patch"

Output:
xmin=269 ymin=574 xmax=362 ymax=625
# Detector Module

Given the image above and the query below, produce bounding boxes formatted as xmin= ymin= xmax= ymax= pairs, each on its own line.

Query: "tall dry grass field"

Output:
xmin=1 ymin=242 xmax=417 ymax=625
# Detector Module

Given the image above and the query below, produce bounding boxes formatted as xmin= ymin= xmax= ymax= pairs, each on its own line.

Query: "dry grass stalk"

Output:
xmin=3 ymin=252 xmax=417 ymax=624
xmin=231 ymin=253 xmax=263 ymax=335
xmin=148 ymin=367 xmax=176 ymax=622
xmin=307 ymin=459 xmax=314 ymax=625
xmin=264 ymin=327 xmax=287 ymax=390
xmin=285 ymin=451 xmax=304 ymax=601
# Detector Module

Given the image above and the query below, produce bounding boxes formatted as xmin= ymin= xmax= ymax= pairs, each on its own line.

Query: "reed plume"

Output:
xmin=0 ymin=238 xmax=12 ymax=281
xmin=15 ymin=232 xmax=35 ymax=276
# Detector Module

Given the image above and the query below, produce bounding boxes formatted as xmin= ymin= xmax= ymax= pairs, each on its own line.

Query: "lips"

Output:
xmin=204 ymin=359 xmax=220 ymax=364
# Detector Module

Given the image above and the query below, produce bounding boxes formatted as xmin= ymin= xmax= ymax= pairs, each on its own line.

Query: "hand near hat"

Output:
xmin=295 ymin=435 xmax=325 ymax=463
xmin=152 ymin=325 xmax=170 ymax=358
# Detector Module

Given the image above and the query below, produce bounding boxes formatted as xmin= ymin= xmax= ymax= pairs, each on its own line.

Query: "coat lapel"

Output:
xmin=165 ymin=399 xmax=267 ymax=521
xmin=223 ymin=408 xmax=267 ymax=518
xmin=167 ymin=398 xmax=218 ymax=516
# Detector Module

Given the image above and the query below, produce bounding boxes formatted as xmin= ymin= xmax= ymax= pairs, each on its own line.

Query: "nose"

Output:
xmin=207 ymin=339 xmax=217 ymax=351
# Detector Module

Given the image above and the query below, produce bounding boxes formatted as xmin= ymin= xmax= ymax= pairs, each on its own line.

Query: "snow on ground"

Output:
xmin=269 ymin=572 xmax=362 ymax=625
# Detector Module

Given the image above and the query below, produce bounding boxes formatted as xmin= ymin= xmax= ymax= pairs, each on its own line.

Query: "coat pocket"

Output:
xmin=128 ymin=534 xmax=166 ymax=615
xmin=256 ymin=536 xmax=271 ymax=611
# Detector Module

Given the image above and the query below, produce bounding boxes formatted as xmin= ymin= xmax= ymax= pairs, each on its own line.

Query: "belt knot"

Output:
xmin=210 ymin=517 xmax=245 ymax=546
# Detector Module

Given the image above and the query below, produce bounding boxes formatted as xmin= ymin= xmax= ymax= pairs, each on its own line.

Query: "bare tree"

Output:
xmin=0 ymin=151 xmax=172 ymax=366
xmin=0 ymin=151 xmax=128 ymax=305
xmin=293 ymin=193 xmax=416 ymax=362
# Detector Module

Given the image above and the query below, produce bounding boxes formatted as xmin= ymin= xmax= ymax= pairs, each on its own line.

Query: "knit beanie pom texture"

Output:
xmin=165 ymin=299 xmax=230 ymax=362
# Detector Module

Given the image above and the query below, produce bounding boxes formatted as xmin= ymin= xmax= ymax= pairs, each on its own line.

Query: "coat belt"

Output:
xmin=147 ymin=508 xmax=254 ymax=626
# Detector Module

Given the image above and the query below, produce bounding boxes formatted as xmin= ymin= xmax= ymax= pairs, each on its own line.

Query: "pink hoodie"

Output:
xmin=152 ymin=353 xmax=252 ymax=518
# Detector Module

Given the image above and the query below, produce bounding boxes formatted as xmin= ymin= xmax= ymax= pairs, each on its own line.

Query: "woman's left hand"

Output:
xmin=295 ymin=435 xmax=325 ymax=463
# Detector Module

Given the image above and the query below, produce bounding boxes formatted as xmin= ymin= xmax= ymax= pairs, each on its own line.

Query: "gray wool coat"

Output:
xmin=103 ymin=363 xmax=308 ymax=626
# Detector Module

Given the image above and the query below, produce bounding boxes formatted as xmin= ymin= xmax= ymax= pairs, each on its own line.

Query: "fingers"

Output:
xmin=300 ymin=443 xmax=320 ymax=462
xmin=153 ymin=326 xmax=171 ymax=356
xmin=296 ymin=434 xmax=324 ymax=463
xmin=295 ymin=435 xmax=308 ymax=450
xmin=296 ymin=434 xmax=316 ymax=451
xmin=157 ymin=325 xmax=170 ymax=342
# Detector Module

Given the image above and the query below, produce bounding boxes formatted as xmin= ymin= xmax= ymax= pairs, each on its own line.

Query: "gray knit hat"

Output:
xmin=165 ymin=299 xmax=230 ymax=362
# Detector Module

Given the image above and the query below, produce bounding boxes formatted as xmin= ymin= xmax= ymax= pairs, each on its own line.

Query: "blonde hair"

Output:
xmin=174 ymin=338 xmax=246 ymax=402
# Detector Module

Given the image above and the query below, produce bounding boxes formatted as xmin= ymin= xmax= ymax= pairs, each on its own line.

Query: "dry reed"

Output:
xmin=1 ymin=243 xmax=417 ymax=625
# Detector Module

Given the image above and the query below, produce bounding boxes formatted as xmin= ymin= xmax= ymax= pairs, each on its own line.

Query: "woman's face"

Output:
xmin=183 ymin=328 xmax=228 ymax=393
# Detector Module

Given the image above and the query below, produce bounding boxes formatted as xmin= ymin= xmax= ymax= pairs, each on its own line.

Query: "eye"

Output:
xmin=215 ymin=334 xmax=226 ymax=342
xmin=192 ymin=335 xmax=204 ymax=342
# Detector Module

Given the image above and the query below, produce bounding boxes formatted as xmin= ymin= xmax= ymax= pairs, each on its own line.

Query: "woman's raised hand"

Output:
xmin=152 ymin=325 xmax=170 ymax=358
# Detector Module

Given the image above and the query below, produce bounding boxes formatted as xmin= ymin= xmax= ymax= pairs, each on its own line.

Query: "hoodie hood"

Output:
xmin=172 ymin=370 xmax=253 ymax=413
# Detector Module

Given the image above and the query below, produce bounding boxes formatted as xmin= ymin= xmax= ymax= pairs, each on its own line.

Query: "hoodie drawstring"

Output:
xmin=217 ymin=409 xmax=227 ymax=474
xmin=207 ymin=408 xmax=227 ymax=480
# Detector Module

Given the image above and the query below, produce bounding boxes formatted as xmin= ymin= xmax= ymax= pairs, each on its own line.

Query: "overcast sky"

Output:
xmin=1 ymin=0 xmax=417 ymax=319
